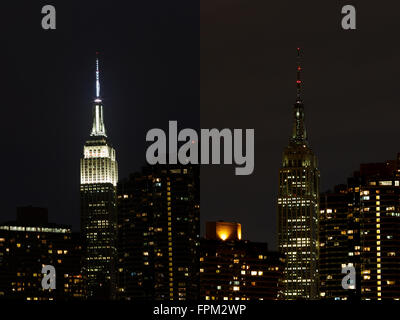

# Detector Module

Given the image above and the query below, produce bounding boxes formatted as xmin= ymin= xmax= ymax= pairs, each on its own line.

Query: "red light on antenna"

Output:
xmin=296 ymin=80 xmax=301 ymax=84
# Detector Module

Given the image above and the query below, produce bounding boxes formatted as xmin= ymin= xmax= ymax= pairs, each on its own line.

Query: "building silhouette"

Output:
xmin=277 ymin=49 xmax=320 ymax=299
xmin=80 ymin=54 xmax=118 ymax=299
xmin=116 ymin=165 xmax=200 ymax=300
xmin=320 ymin=156 xmax=400 ymax=300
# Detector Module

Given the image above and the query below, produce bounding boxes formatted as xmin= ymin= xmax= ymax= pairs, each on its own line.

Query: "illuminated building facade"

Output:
xmin=116 ymin=165 xmax=200 ymax=300
xmin=319 ymin=184 xmax=361 ymax=300
xmin=0 ymin=207 xmax=84 ymax=300
xmin=277 ymin=49 xmax=320 ymax=299
xmin=320 ymin=158 xmax=400 ymax=300
xmin=80 ymin=54 xmax=118 ymax=299
xmin=200 ymin=221 xmax=283 ymax=300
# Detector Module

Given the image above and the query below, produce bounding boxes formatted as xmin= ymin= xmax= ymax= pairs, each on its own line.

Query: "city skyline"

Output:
xmin=0 ymin=1 xmax=199 ymax=237
xmin=3 ymin=1 xmax=400 ymax=250
xmin=200 ymin=0 xmax=400 ymax=248
xmin=3 ymin=46 xmax=400 ymax=302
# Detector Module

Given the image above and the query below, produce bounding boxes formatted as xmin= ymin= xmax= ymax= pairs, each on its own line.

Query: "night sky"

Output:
xmin=201 ymin=0 xmax=400 ymax=249
xmin=3 ymin=1 xmax=400 ymax=250
xmin=1 ymin=1 xmax=199 ymax=229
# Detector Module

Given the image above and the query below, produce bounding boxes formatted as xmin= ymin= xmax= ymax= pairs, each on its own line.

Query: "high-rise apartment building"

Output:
xmin=319 ymin=183 xmax=361 ymax=300
xmin=320 ymin=157 xmax=400 ymax=300
xmin=80 ymin=54 xmax=118 ymax=299
xmin=277 ymin=49 xmax=320 ymax=299
xmin=0 ymin=207 xmax=84 ymax=300
xmin=117 ymin=165 xmax=200 ymax=300
xmin=200 ymin=221 xmax=283 ymax=301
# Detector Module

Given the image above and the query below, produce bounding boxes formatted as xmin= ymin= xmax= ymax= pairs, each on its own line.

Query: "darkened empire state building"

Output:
xmin=277 ymin=49 xmax=320 ymax=300
xmin=80 ymin=54 xmax=118 ymax=299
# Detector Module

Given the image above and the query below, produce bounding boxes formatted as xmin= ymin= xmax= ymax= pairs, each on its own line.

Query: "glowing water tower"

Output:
xmin=205 ymin=221 xmax=242 ymax=241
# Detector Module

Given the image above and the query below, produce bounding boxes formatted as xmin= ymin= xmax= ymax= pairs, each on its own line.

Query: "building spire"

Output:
xmin=95 ymin=52 xmax=101 ymax=102
xmin=290 ymin=47 xmax=307 ymax=145
xmin=296 ymin=47 xmax=302 ymax=101
xmin=91 ymin=52 xmax=107 ymax=137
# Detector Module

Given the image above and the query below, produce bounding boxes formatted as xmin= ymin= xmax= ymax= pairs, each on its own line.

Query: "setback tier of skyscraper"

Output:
xmin=116 ymin=164 xmax=200 ymax=300
xmin=277 ymin=48 xmax=320 ymax=299
xmin=320 ymin=156 xmax=400 ymax=300
xmin=80 ymin=54 xmax=118 ymax=300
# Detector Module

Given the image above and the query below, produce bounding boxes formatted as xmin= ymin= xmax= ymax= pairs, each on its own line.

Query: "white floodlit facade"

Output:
xmin=80 ymin=54 xmax=118 ymax=299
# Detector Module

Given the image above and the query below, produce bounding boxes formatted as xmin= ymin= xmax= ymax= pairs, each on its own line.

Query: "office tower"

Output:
xmin=80 ymin=54 xmax=118 ymax=299
xmin=320 ymin=157 xmax=400 ymax=300
xmin=277 ymin=49 xmax=320 ymax=299
xmin=200 ymin=221 xmax=283 ymax=301
xmin=117 ymin=164 xmax=200 ymax=300
xmin=0 ymin=206 xmax=84 ymax=300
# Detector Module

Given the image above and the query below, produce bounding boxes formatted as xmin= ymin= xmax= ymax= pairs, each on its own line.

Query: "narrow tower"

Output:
xmin=277 ymin=48 xmax=320 ymax=299
xmin=80 ymin=53 xmax=118 ymax=299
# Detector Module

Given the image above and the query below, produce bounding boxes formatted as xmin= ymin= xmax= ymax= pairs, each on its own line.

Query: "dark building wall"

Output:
xmin=0 ymin=222 xmax=83 ymax=300
xmin=200 ymin=238 xmax=283 ymax=300
xmin=117 ymin=173 xmax=155 ymax=299
xmin=117 ymin=164 xmax=200 ymax=300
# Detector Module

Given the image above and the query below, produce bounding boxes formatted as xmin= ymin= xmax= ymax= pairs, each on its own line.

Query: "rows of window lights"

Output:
xmin=286 ymin=293 xmax=310 ymax=297
xmin=284 ymin=279 xmax=313 ymax=283
xmin=286 ymin=225 xmax=310 ymax=231
xmin=278 ymin=198 xmax=312 ymax=203
xmin=282 ymin=174 xmax=309 ymax=179
xmin=367 ymin=181 xmax=400 ymax=186
xmin=205 ymin=296 xmax=252 ymax=301
xmin=87 ymin=245 xmax=111 ymax=250
xmin=285 ymin=267 xmax=309 ymax=271
xmin=81 ymin=185 xmax=112 ymax=191
xmin=82 ymin=159 xmax=115 ymax=168
xmin=88 ymin=203 xmax=108 ymax=207
xmin=279 ymin=197 xmax=312 ymax=201
xmin=86 ymin=257 xmax=111 ymax=262
xmin=84 ymin=146 xmax=113 ymax=159
xmin=281 ymin=244 xmax=312 ymax=249
xmin=44 ymin=249 xmax=69 ymax=254
xmin=81 ymin=157 xmax=117 ymax=186
xmin=286 ymin=218 xmax=307 ymax=223
xmin=285 ymin=251 xmax=312 ymax=255
xmin=279 ymin=204 xmax=314 ymax=208
xmin=0 ymin=226 xmax=69 ymax=234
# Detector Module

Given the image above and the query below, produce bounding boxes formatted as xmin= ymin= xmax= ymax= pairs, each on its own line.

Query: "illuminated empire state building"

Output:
xmin=277 ymin=49 xmax=319 ymax=300
xmin=80 ymin=54 xmax=118 ymax=299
